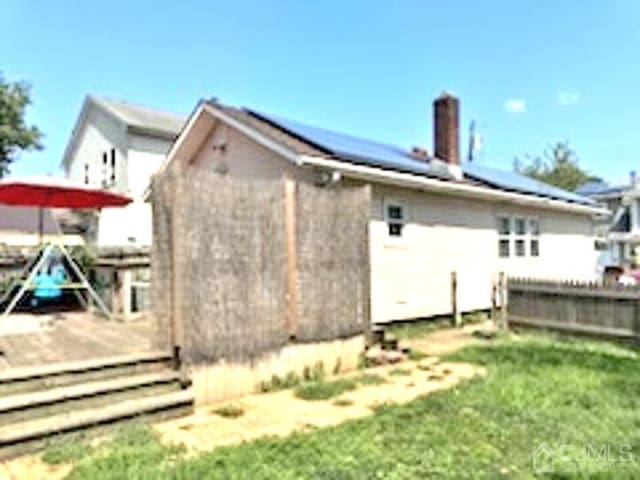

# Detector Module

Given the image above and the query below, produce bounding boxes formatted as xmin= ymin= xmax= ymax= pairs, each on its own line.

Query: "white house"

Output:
xmin=158 ymin=93 xmax=606 ymax=324
xmin=577 ymin=175 xmax=639 ymax=269
xmin=61 ymin=96 xmax=185 ymax=246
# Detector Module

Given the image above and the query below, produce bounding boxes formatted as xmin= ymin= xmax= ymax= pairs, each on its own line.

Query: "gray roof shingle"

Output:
xmin=91 ymin=97 xmax=186 ymax=139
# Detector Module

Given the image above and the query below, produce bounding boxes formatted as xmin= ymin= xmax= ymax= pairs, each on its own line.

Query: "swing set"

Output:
xmin=0 ymin=177 xmax=132 ymax=319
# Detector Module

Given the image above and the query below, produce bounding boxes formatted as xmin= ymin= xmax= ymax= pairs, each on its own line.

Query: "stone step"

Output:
xmin=0 ymin=389 xmax=194 ymax=459
xmin=0 ymin=371 xmax=185 ymax=425
xmin=0 ymin=350 xmax=174 ymax=395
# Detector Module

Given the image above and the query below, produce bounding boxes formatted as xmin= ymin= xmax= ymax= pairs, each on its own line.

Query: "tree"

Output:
xmin=513 ymin=141 xmax=591 ymax=192
xmin=0 ymin=73 xmax=43 ymax=177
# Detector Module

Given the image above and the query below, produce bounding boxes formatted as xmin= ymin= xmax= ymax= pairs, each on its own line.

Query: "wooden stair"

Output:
xmin=0 ymin=351 xmax=193 ymax=458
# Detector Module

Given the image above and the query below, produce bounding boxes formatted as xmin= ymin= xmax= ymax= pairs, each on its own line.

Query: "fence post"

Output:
xmin=491 ymin=276 xmax=498 ymax=321
xmin=633 ymin=297 xmax=640 ymax=344
xmin=284 ymin=179 xmax=300 ymax=339
xmin=451 ymin=271 xmax=461 ymax=326
xmin=499 ymin=272 xmax=508 ymax=329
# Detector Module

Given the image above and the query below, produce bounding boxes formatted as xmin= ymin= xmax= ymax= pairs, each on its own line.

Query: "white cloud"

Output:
xmin=504 ymin=99 xmax=527 ymax=114
xmin=557 ymin=91 xmax=581 ymax=106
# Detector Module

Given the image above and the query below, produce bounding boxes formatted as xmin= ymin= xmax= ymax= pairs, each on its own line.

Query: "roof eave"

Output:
xmin=126 ymin=124 xmax=180 ymax=141
xmin=300 ymin=155 xmax=608 ymax=216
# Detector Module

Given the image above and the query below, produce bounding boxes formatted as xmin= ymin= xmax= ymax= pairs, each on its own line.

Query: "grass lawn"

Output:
xmin=50 ymin=334 xmax=640 ymax=479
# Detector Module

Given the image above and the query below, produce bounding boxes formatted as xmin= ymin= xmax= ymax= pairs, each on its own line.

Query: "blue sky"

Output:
xmin=2 ymin=0 xmax=640 ymax=184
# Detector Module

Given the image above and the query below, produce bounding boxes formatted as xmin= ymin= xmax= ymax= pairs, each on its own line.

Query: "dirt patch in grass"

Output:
xmin=351 ymin=373 xmax=386 ymax=385
xmin=333 ymin=398 xmax=354 ymax=407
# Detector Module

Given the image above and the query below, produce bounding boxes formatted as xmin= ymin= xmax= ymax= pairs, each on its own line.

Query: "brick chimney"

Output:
xmin=433 ymin=92 xmax=460 ymax=165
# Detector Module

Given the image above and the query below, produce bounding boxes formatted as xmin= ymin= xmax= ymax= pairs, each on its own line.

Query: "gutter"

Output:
xmin=300 ymin=155 xmax=609 ymax=216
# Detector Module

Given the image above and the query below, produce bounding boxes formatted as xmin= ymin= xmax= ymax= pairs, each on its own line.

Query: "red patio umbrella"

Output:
xmin=0 ymin=176 xmax=132 ymax=240
xmin=0 ymin=176 xmax=133 ymax=318
xmin=0 ymin=176 xmax=132 ymax=208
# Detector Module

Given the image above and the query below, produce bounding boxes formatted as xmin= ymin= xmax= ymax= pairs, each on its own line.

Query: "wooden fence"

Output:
xmin=508 ymin=278 xmax=640 ymax=339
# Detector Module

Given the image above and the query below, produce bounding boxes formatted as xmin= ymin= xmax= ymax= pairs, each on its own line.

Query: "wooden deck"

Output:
xmin=0 ymin=313 xmax=153 ymax=369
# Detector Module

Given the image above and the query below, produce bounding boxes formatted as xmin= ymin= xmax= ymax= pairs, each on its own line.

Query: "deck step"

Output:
xmin=0 ymin=389 xmax=194 ymax=459
xmin=0 ymin=371 xmax=185 ymax=425
xmin=0 ymin=350 xmax=174 ymax=395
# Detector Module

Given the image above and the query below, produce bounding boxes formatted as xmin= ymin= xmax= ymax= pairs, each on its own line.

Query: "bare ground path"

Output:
xmin=1 ymin=322 xmax=491 ymax=479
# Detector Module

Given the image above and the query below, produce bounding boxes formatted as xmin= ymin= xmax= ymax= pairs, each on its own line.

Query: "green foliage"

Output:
xmin=258 ymin=371 xmax=301 ymax=393
xmin=388 ymin=368 xmax=412 ymax=376
xmin=212 ymin=404 xmax=245 ymax=419
xmin=513 ymin=141 xmax=593 ymax=192
xmin=295 ymin=373 xmax=386 ymax=401
xmin=387 ymin=316 xmax=453 ymax=340
xmin=61 ymin=336 xmax=640 ymax=479
xmin=294 ymin=378 xmax=358 ymax=401
xmin=407 ymin=349 xmax=427 ymax=361
xmin=257 ymin=364 xmax=327 ymax=393
xmin=0 ymin=73 xmax=43 ymax=177
xmin=42 ymin=435 xmax=93 ymax=465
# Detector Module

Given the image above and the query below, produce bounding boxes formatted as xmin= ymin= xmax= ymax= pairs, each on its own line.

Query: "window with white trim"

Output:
xmin=497 ymin=215 xmax=540 ymax=258
xmin=514 ymin=216 xmax=526 ymax=257
xmin=529 ymin=217 xmax=540 ymax=256
xmin=497 ymin=216 xmax=511 ymax=257
xmin=384 ymin=200 xmax=406 ymax=237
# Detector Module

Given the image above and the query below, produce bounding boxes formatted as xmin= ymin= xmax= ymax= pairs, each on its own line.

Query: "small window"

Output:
xmin=497 ymin=216 xmax=511 ymax=257
xmin=498 ymin=214 xmax=541 ymax=258
xmin=514 ymin=216 xmax=526 ymax=256
xmin=529 ymin=218 xmax=540 ymax=236
xmin=530 ymin=239 xmax=540 ymax=257
xmin=84 ymin=164 xmax=89 ymax=185
xmin=529 ymin=217 xmax=540 ymax=257
xmin=385 ymin=200 xmax=406 ymax=238
xmin=499 ymin=239 xmax=510 ymax=258
xmin=498 ymin=217 xmax=510 ymax=236
xmin=110 ymin=149 xmax=116 ymax=184
xmin=102 ymin=152 xmax=108 ymax=187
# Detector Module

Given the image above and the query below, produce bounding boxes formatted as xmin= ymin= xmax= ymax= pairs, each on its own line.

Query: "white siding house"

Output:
xmin=61 ymin=96 xmax=185 ymax=246
xmin=158 ymin=95 xmax=605 ymax=324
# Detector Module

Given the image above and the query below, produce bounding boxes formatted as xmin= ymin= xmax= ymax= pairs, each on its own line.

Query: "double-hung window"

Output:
xmin=385 ymin=200 xmax=406 ymax=238
xmin=529 ymin=217 xmax=540 ymax=256
xmin=497 ymin=215 xmax=540 ymax=258
xmin=497 ymin=216 xmax=511 ymax=258
xmin=514 ymin=216 xmax=526 ymax=257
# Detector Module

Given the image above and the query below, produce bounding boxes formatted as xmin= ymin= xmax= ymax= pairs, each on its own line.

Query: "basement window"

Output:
xmin=384 ymin=200 xmax=406 ymax=237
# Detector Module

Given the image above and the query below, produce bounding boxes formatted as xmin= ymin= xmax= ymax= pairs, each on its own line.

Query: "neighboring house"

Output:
xmin=61 ymin=96 xmax=185 ymax=246
xmin=577 ymin=174 xmax=638 ymax=268
xmin=157 ymin=93 xmax=604 ymax=324
xmin=0 ymin=205 xmax=83 ymax=247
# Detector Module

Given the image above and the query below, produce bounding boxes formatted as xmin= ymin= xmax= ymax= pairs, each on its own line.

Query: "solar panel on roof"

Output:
xmin=247 ymin=109 xmax=596 ymax=206
xmin=248 ymin=110 xmax=454 ymax=180
xmin=462 ymin=163 xmax=595 ymax=206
